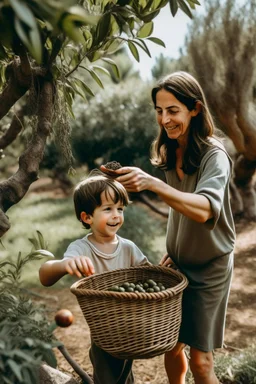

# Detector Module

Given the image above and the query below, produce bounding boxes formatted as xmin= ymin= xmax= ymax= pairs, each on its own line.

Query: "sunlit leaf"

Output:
xmin=102 ymin=57 xmax=120 ymax=79
xmin=9 ymin=0 xmax=35 ymax=28
xmin=92 ymin=65 xmax=111 ymax=77
xmin=137 ymin=21 xmax=154 ymax=38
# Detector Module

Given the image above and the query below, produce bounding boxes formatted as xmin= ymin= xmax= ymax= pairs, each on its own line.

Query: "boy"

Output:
xmin=39 ymin=171 xmax=149 ymax=384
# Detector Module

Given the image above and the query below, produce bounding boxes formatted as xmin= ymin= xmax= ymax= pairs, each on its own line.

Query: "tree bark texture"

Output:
xmin=187 ymin=5 xmax=256 ymax=220
xmin=0 ymin=79 xmax=54 ymax=237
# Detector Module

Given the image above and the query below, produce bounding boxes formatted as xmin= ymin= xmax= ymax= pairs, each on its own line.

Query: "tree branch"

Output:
xmin=0 ymin=104 xmax=27 ymax=149
xmin=0 ymin=50 xmax=33 ymax=120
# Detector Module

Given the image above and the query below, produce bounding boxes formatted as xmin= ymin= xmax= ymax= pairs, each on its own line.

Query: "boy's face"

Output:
xmin=86 ymin=188 xmax=125 ymax=238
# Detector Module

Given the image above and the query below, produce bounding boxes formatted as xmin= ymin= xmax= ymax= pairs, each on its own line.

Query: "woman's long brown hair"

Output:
xmin=150 ymin=71 xmax=216 ymax=174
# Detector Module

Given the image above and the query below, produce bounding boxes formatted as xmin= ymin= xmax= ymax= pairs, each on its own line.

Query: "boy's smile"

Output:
xmin=84 ymin=188 xmax=125 ymax=242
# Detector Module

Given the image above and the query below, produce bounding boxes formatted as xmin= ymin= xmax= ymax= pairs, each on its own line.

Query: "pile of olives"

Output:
xmin=108 ymin=279 xmax=166 ymax=293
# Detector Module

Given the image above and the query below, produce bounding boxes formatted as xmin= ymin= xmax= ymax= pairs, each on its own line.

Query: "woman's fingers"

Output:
xmin=159 ymin=254 xmax=173 ymax=267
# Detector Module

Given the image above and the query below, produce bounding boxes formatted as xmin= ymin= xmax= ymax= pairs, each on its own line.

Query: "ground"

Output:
xmin=36 ymin=196 xmax=256 ymax=383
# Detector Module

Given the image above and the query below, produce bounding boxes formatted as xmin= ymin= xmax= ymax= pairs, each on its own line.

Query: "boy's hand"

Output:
xmin=63 ymin=256 xmax=95 ymax=278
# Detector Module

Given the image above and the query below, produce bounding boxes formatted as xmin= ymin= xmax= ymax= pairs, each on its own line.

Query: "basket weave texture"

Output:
xmin=70 ymin=265 xmax=188 ymax=359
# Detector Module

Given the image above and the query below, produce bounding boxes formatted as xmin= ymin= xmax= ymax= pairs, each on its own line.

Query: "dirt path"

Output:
xmin=38 ymin=218 xmax=256 ymax=384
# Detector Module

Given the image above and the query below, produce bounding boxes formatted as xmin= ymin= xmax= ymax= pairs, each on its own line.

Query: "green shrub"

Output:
xmin=186 ymin=346 xmax=256 ymax=384
xmin=71 ymin=78 xmax=163 ymax=179
xmin=0 ymin=234 xmax=60 ymax=384
xmin=215 ymin=347 xmax=256 ymax=384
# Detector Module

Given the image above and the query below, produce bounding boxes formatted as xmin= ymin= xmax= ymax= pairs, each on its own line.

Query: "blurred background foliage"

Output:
xmin=0 ymin=0 xmax=256 ymax=382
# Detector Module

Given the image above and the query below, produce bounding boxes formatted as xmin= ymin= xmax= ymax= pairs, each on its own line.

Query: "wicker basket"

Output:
xmin=70 ymin=265 xmax=188 ymax=359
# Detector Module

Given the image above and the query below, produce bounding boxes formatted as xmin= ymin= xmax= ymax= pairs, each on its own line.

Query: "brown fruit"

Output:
xmin=104 ymin=161 xmax=122 ymax=170
xmin=55 ymin=309 xmax=74 ymax=327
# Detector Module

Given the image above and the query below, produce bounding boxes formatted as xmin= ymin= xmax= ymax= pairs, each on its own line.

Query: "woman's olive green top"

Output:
xmin=165 ymin=137 xmax=235 ymax=351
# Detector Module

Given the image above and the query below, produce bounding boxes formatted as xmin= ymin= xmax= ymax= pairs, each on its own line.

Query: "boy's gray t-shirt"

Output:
xmin=63 ymin=234 xmax=149 ymax=274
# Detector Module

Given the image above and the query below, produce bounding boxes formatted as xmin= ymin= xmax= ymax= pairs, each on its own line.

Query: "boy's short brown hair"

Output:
xmin=73 ymin=170 xmax=130 ymax=229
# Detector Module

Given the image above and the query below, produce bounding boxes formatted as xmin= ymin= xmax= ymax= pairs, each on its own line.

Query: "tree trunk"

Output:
xmin=0 ymin=79 xmax=54 ymax=237
xmin=234 ymin=155 xmax=256 ymax=220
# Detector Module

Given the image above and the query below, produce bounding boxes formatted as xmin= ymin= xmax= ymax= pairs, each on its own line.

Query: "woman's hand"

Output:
xmin=63 ymin=256 xmax=95 ymax=278
xmin=159 ymin=253 xmax=175 ymax=268
xmin=100 ymin=165 xmax=154 ymax=193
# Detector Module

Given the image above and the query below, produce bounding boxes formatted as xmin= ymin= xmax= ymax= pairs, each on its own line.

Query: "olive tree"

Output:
xmin=0 ymin=0 xmax=199 ymax=238
xmin=184 ymin=0 xmax=256 ymax=219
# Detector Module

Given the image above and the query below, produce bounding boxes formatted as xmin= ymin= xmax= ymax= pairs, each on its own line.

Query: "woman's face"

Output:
xmin=155 ymin=89 xmax=198 ymax=146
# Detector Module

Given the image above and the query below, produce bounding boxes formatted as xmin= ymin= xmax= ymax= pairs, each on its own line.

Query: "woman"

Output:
xmin=101 ymin=71 xmax=235 ymax=384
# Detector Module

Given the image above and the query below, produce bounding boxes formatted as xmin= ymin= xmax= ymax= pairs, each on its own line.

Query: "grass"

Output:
xmin=0 ymin=193 xmax=167 ymax=286
xmin=1 ymin=194 xmax=87 ymax=286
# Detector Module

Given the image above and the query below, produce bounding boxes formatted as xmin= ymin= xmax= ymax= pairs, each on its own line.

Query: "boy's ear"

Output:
xmin=80 ymin=211 xmax=92 ymax=225
xmin=191 ymin=101 xmax=201 ymax=117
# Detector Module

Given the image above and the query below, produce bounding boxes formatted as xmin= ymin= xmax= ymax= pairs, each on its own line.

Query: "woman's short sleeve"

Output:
xmin=194 ymin=149 xmax=232 ymax=229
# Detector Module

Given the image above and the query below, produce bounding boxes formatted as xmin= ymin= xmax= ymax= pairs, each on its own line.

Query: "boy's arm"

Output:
xmin=39 ymin=259 xmax=69 ymax=287
xmin=39 ymin=257 xmax=95 ymax=287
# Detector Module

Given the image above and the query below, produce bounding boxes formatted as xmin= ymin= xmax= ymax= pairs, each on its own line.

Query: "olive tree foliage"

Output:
xmin=151 ymin=52 xmax=189 ymax=80
xmin=184 ymin=0 xmax=256 ymax=220
xmin=0 ymin=0 xmax=199 ymax=238
xmin=71 ymin=79 xmax=161 ymax=174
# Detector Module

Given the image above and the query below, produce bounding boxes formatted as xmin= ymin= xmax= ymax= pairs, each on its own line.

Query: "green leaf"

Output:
xmin=102 ymin=58 xmax=120 ymax=79
xmin=133 ymin=38 xmax=151 ymax=57
xmin=29 ymin=250 xmax=54 ymax=258
xmin=36 ymin=230 xmax=46 ymax=249
xmin=73 ymin=77 xmax=95 ymax=97
xmin=12 ymin=350 xmax=34 ymax=362
xmin=0 ymin=44 xmax=7 ymax=60
xmin=128 ymin=41 xmax=140 ymax=62
xmin=7 ymin=359 xmax=23 ymax=381
xmin=146 ymin=36 xmax=166 ymax=47
xmin=137 ymin=21 xmax=154 ymax=38
xmin=187 ymin=0 xmax=196 ymax=9
xmin=177 ymin=0 xmax=193 ymax=18
xmin=22 ymin=368 xmax=33 ymax=384
xmin=63 ymin=6 xmax=100 ymax=27
xmin=169 ymin=0 xmax=178 ymax=16
xmin=9 ymin=0 xmax=35 ymax=28
xmin=188 ymin=0 xmax=200 ymax=5
xmin=42 ymin=349 xmax=57 ymax=367
xmin=141 ymin=9 xmax=160 ymax=23
xmin=28 ymin=238 xmax=39 ymax=249
xmin=14 ymin=17 xmax=42 ymax=63
xmin=154 ymin=0 xmax=169 ymax=8
xmin=95 ymin=13 xmax=111 ymax=45
xmin=80 ymin=66 xmax=104 ymax=89
xmin=92 ymin=65 xmax=111 ymax=77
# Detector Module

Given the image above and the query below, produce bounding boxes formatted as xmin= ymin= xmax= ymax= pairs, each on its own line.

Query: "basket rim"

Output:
xmin=70 ymin=264 xmax=188 ymax=300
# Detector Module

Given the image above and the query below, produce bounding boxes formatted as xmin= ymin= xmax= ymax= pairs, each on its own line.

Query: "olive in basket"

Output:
xmin=108 ymin=280 xmax=166 ymax=293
